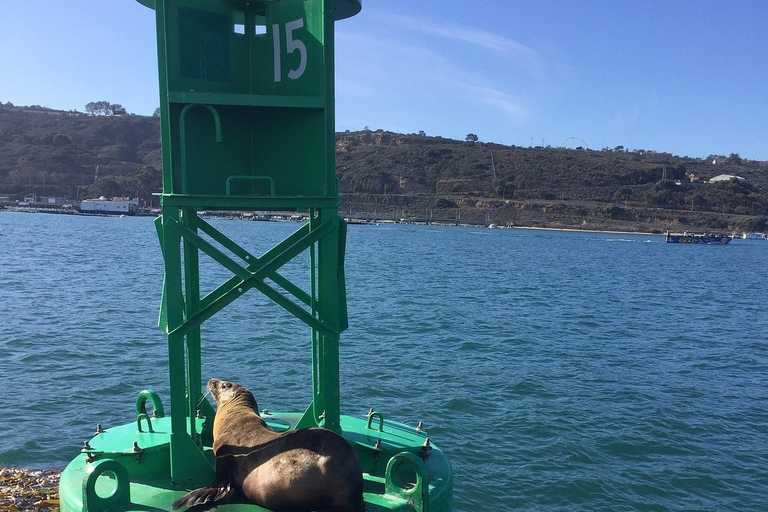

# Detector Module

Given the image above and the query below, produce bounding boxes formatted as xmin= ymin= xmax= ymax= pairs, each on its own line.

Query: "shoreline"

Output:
xmin=8 ymin=207 xmax=757 ymax=240
xmin=0 ymin=207 xmax=687 ymax=238
xmin=508 ymin=225 xmax=660 ymax=236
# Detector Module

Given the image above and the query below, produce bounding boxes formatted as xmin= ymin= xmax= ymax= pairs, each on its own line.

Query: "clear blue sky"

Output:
xmin=1 ymin=1 xmax=766 ymax=160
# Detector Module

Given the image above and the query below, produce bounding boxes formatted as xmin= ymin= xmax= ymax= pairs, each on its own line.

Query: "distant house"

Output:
xmin=708 ymin=174 xmax=745 ymax=183
xmin=711 ymin=157 xmax=727 ymax=165
xmin=39 ymin=196 xmax=69 ymax=206
xmin=79 ymin=197 xmax=137 ymax=215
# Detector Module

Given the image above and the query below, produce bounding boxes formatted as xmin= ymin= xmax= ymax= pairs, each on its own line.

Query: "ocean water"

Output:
xmin=1 ymin=211 xmax=767 ymax=511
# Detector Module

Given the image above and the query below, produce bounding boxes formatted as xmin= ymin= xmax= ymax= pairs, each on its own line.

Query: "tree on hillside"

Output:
xmin=89 ymin=176 xmax=125 ymax=198
xmin=134 ymin=165 xmax=162 ymax=194
xmin=86 ymin=101 xmax=108 ymax=115
xmin=644 ymin=179 xmax=682 ymax=208
xmin=52 ymin=134 xmax=71 ymax=147
xmin=466 ymin=133 xmax=479 ymax=143
xmin=111 ymin=104 xmax=127 ymax=116
xmin=85 ymin=101 xmax=126 ymax=116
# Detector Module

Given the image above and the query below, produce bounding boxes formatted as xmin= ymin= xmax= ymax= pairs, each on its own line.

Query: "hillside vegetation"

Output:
xmin=2 ymin=103 xmax=767 ymax=233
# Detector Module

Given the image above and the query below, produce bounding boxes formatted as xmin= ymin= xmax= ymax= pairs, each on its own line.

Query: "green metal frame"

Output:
xmin=61 ymin=3 xmax=452 ymax=511
xmin=145 ymin=0 xmax=353 ymax=485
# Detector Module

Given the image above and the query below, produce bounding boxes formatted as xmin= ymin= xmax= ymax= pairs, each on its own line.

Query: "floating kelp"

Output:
xmin=0 ymin=467 xmax=60 ymax=512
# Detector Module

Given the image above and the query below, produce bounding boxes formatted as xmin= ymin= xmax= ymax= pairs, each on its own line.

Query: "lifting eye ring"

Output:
xmin=83 ymin=459 xmax=131 ymax=512
xmin=384 ymin=452 xmax=430 ymax=512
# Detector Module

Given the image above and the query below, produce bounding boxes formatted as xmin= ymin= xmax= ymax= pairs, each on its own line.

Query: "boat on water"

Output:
xmin=666 ymin=231 xmax=731 ymax=244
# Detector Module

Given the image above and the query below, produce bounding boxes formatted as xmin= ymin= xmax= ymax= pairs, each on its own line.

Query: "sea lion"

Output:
xmin=172 ymin=378 xmax=365 ymax=512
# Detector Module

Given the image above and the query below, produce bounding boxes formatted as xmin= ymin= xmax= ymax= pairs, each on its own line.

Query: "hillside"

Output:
xmin=1 ymin=102 xmax=767 ymax=233
xmin=336 ymin=131 xmax=768 ymax=232
xmin=0 ymin=103 xmax=162 ymax=204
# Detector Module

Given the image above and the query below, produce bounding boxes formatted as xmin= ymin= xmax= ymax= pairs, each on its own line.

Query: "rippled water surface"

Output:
xmin=1 ymin=212 xmax=767 ymax=511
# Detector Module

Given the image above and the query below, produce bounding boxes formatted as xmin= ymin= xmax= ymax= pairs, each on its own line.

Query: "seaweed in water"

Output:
xmin=0 ymin=467 xmax=60 ymax=512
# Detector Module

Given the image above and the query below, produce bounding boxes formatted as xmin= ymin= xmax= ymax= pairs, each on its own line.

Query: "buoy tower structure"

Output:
xmin=58 ymin=1 xmax=453 ymax=511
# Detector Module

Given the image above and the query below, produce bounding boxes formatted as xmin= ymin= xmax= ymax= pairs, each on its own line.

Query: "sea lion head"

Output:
xmin=208 ymin=378 xmax=259 ymax=412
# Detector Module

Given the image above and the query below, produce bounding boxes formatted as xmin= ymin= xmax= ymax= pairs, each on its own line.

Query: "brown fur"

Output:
xmin=172 ymin=378 xmax=364 ymax=512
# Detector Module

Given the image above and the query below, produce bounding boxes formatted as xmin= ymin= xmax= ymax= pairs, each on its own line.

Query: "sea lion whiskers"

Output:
xmin=196 ymin=387 xmax=212 ymax=408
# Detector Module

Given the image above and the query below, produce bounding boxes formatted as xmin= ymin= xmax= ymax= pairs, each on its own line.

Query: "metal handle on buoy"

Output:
xmin=366 ymin=409 xmax=384 ymax=432
xmin=135 ymin=390 xmax=165 ymax=418
xmin=136 ymin=413 xmax=154 ymax=433
xmin=136 ymin=390 xmax=164 ymax=433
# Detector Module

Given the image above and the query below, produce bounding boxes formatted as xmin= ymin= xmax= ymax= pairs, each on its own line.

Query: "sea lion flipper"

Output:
xmin=171 ymin=482 xmax=233 ymax=510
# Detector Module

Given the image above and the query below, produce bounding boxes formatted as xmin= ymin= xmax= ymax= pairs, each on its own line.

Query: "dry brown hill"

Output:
xmin=1 ymin=103 xmax=766 ymax=232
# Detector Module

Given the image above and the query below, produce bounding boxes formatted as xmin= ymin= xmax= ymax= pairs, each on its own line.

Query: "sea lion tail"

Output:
xmin=171 ymin=483 xmax=233 ymax=510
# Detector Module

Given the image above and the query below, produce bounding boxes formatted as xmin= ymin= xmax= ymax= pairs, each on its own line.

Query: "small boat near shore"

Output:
xmin=666 ymin=231 xmax=731 ymax=244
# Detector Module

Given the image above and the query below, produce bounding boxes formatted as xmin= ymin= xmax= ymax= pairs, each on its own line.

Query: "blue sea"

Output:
xmin=1 ymin=211 xmax=767 ymax=511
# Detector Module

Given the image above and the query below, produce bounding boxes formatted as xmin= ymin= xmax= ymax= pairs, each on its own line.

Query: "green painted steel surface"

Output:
xmin=60 ymin=409 xmax=451 ymax=512
xmin=146 ymin=0 xmax=349 ymax=485
xmin=60 ymin=1 xmax=451 ymax=510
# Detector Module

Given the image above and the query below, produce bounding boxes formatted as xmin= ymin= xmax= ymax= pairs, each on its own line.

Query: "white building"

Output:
xmin=79 ymin=197 xmax=137 ymax=215
xmin=708 ymin=174 xmax=745 ymax=183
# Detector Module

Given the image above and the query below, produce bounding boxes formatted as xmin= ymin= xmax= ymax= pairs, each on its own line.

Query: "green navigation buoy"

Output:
xmin=59 ymin=1 xmax=452 ymax=511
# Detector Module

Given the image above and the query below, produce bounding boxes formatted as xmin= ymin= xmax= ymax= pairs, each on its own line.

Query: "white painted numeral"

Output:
xmin=273 ymin=18 xmax=308 ymax=83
